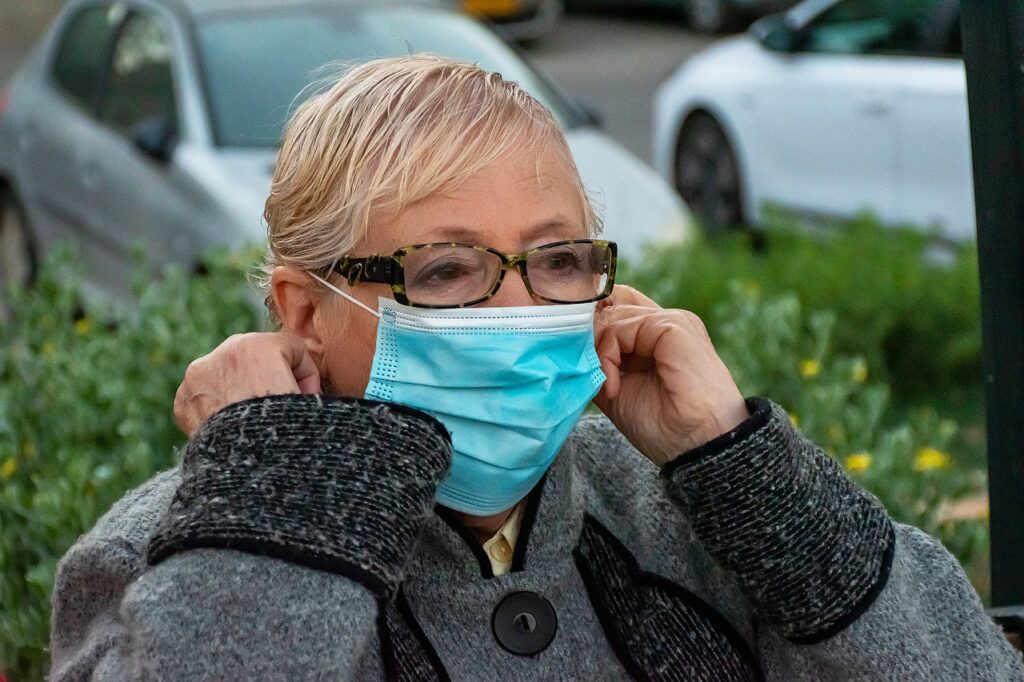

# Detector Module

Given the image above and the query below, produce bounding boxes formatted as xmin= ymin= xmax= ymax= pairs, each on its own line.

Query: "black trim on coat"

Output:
xmin=573 ymin=515 xmax=765 ymax=682
xmin=661 ymin=398 xmax=770 ymax=478
xmin=511 ymin=473 xmax=548 ymax=572
xmin=378 ymin=588 xmax=452 ymax=681
xmin=787 ymin=520 xmax=897 ymax=645
xmin=435 ymin=505 xmax=495 ymax=579
xmin=434 ymin=473 xmax=549 ymax=579
xmin=398 ymin=589 xmax=452 ymax=681
xmin=148 ymin=534 xmax=390 ymax=599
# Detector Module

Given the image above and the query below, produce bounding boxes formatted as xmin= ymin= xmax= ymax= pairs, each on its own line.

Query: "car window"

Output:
xmin=51 ymin=4 xmax=124 ymax=111
xmin=99 ymin=11 xmax=178 ymax=138
xmin=802 ymin=0 xmax=961 ymax=57
xmin=195 ymin=6 xmax=583 ymax=148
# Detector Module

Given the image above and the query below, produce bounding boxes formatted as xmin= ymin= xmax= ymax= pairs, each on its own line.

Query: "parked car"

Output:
xmin=457 ymin=0 xmax=563 ymax=42
xmin=652 ymin=0 xmax=972 ymax=239
xmin=0 ymin=0 xmax=690 ymax=300
xmin=566 ymin=0 xmax=798 ymax=34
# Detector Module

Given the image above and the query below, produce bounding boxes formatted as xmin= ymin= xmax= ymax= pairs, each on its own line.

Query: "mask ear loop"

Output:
xmin=308 ymin=271 xmax=382 ymax=319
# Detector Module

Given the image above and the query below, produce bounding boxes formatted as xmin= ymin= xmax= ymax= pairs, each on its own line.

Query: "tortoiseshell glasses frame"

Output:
xmin=329 ymin=239 xmax=618 ymax=309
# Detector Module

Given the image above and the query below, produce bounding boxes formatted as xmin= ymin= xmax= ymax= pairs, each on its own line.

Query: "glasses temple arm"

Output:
xmin=334 ymin=256 xmax=397 ymax=286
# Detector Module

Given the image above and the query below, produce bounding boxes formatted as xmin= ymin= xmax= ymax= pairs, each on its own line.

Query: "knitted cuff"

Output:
xmin=663 ymin=398 xmax=895 ymax=644
xmin=147 ymin=395 xmax=452 ymax=599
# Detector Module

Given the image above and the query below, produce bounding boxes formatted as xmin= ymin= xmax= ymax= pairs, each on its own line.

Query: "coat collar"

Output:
xmin=405 ymin=432 xmax=589 ymax=586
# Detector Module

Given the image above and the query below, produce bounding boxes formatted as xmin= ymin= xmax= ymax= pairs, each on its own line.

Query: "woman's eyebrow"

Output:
xmin=421 ymin=218 xmax=581 ymax=245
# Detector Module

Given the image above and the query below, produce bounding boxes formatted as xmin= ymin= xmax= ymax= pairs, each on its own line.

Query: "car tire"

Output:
xmin=674 ymin=111 xmax=745 ymax=231
xmin=687 ymin=0 xmax=738 ymax=33
xmin=0 ymin=185 xmax=37 ymax=307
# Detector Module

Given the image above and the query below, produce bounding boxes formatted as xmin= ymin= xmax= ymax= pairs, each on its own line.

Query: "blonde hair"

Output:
xmin=259 ymin=54 xmax=597 ymax=317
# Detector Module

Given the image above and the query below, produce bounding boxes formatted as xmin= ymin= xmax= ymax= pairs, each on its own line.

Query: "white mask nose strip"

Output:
xmin=309 ymin=272 xmax=382 ymax=318
xmin=379 ymin=297 xmax=597 ymax=333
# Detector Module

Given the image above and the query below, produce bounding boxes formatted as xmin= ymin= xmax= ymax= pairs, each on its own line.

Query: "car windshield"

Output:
xmin=195 ymin=5 xmax=583 ymax=147
xmin=803 ymin=0 xmax=960 ymax=56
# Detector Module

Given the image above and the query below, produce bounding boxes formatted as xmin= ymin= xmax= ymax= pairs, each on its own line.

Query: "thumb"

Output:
xmin=279 ymin=334 xmax=322 ymax=395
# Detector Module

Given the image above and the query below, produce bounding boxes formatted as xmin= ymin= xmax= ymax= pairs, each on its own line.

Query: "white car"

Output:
xmin=652 ymin=0 xmax=973 ymax=240
xmin=0 ymin=0 xmax=689 ymax=301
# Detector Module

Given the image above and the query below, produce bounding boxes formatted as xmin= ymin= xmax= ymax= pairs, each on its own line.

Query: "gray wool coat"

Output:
xmin=49 ymin=395 xmax=1023 ymax=680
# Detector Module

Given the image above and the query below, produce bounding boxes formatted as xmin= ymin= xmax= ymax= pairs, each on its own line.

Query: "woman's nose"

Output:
xmin=487 ymin=267 xmax=542 ymax=307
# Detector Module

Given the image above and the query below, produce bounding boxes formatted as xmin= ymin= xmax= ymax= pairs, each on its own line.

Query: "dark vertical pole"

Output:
xmin=960 ymin=2 xmax=1024 ymax=607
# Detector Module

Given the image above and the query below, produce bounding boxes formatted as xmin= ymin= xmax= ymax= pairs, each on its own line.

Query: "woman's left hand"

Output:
xmin=593 ymin=285 xmax=750 ymax=467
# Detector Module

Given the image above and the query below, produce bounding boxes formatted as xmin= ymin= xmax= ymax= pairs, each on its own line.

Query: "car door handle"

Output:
xmin=856 ymin=99 xmax=892 ymax=117
xmin=17 ymin=121 xmax=38 ymax=150
xmin=79 ymin=160 xmax=101 ymax=190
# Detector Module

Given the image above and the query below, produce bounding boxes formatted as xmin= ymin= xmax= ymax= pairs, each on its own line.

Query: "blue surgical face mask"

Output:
xmin=310 ymin=274 xmax=606 ymax=515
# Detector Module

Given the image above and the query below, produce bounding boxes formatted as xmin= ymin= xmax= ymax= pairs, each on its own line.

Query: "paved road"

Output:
xmin=527 ymin=13 xmax=715 ymax=164
xmin=0 ymin=8 xmax=714 ymax=166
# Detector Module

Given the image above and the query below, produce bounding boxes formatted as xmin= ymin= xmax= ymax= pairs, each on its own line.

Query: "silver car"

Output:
xmin=0 ymin=0 xmax=690 ymax=300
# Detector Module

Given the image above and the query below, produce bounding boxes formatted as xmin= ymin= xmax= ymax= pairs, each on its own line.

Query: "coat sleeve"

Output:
xmin=662 ymin=398 xmax=1024 ymax=681
xmin=49 ymin=395 xmax=451 ymax=681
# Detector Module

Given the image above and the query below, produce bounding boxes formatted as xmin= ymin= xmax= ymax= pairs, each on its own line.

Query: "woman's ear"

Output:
xmin=271 ymin=266 xmax=329 ymax=360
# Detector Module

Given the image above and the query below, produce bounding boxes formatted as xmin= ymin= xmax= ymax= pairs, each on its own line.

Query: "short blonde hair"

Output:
xmin=260 ymin=54 xmax=597 ymax=316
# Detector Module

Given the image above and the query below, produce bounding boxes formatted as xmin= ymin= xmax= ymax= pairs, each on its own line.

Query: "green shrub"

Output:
xmin=0 ymin=247 xmax=262 ymax=680
xmin=624 ymin=213 xmax=983 ymax=419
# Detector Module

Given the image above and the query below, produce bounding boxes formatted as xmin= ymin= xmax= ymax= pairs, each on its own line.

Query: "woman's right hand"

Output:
xmin=174 ymin=332 xmax=321 ymax=437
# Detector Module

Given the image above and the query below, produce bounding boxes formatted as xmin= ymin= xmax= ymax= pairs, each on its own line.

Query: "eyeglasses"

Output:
xmin=330 ymin=239 xmax=617 ymax=309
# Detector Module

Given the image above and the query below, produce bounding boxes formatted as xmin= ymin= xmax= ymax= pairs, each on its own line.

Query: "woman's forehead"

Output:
xmin=360 ymin=146 xmax=588 ymax=254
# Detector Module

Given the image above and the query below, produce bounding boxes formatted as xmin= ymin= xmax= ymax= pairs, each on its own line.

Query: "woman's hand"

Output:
xmin=174 ymin=333 xmax=321 ymax=437
xmin=593 ymin=285 xmax=749 ymax=467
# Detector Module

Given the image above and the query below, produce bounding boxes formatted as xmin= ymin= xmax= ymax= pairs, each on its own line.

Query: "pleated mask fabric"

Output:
xmin=365 ymin=298 xmax=606 ymax=515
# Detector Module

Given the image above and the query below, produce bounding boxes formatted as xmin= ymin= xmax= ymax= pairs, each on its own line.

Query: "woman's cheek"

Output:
xmin=323 ymin=313 xmax=379 ymax=398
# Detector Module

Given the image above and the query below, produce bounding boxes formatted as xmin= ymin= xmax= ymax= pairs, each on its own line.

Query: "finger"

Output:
xmin=276 ymin=334 xmax=321 ymax=391
xmin=173 ymin=381 xmax=193 ymax=436
xmin=297 ymin=372 xmax=322 ymax=395
xmin=605 ymin=284 xmax=662 ymax=309
xmin=598 ymin=354 xmax=620 ymax=401
xmin=598 ymin=306 xmax=711 ymax=350
xmin=597 ymin=304 xmax=668 ymax=326
xmin=596 ymin=314 xmax=681 ymax=373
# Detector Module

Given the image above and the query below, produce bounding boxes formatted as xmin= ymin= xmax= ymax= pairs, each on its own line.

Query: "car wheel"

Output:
xmin=674 ymin=112 xmax=744 ymax=231
xmin=0 ymin=185 xmax=37 ymax=306
xmin=687 ymin=0 xmax=738 ymax=33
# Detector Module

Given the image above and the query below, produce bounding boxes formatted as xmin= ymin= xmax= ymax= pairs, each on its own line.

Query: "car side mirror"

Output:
xmin=131 ymin=115 xmax=176 ymax=164
xmin=750 ymin=14 xmax=799 ymax=52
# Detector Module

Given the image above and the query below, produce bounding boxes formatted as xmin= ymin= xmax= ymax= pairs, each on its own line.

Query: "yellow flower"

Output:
xmin=845 ymin=453 xmax=873 ymax=472
xmin=20 ymin=440 xmax=35 ymax=459
xmin=800 ymin=359 xmax=821 ymax=378
xmin=74 ymin=317 xmax=92 ymax=336
xmin=741 ymin=279 xmax=761 ymax=298
xmin=851 ymin=359 xmax=869 ymax=383
xmin=1 ymin=457 xmax=17 ymax=480
xmin=826 ymin=422 xmax=844 ymax=442
xmin=915 ymin=447 xmax=952 ymax=471
xmin=789 ymin=413 xmax=799 ymax=428
xmin=40 ymin=341 xmax=57 ymax=358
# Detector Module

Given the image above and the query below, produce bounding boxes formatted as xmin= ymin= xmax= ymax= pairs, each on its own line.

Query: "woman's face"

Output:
xmin=312 ymin=141 xmax=588 ymax=398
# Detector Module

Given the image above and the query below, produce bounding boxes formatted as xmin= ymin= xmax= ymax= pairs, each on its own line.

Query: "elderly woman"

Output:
xmin=51 ymin=55 xmax=1020 ymax=680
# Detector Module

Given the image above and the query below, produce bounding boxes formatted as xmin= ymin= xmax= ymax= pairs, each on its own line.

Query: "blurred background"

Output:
xmin=0 ymin=1 xmax=991 ymax=678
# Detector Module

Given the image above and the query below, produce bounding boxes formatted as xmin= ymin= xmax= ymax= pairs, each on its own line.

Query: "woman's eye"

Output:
xmin=539 ymin=252 xmax=582 ymax=272
xmin=419 ymin=261 xmax=471 ymax=284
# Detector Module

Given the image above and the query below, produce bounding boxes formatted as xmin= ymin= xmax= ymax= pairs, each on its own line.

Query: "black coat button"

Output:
xmin=492 ymin=591 xmax=557 ymax=656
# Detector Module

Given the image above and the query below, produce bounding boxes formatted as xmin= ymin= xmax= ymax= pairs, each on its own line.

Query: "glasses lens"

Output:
xmin=402 ymin=246 xmax=500 ymax=306
xmin=526 ymin=241 xmax=612 ymax=303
